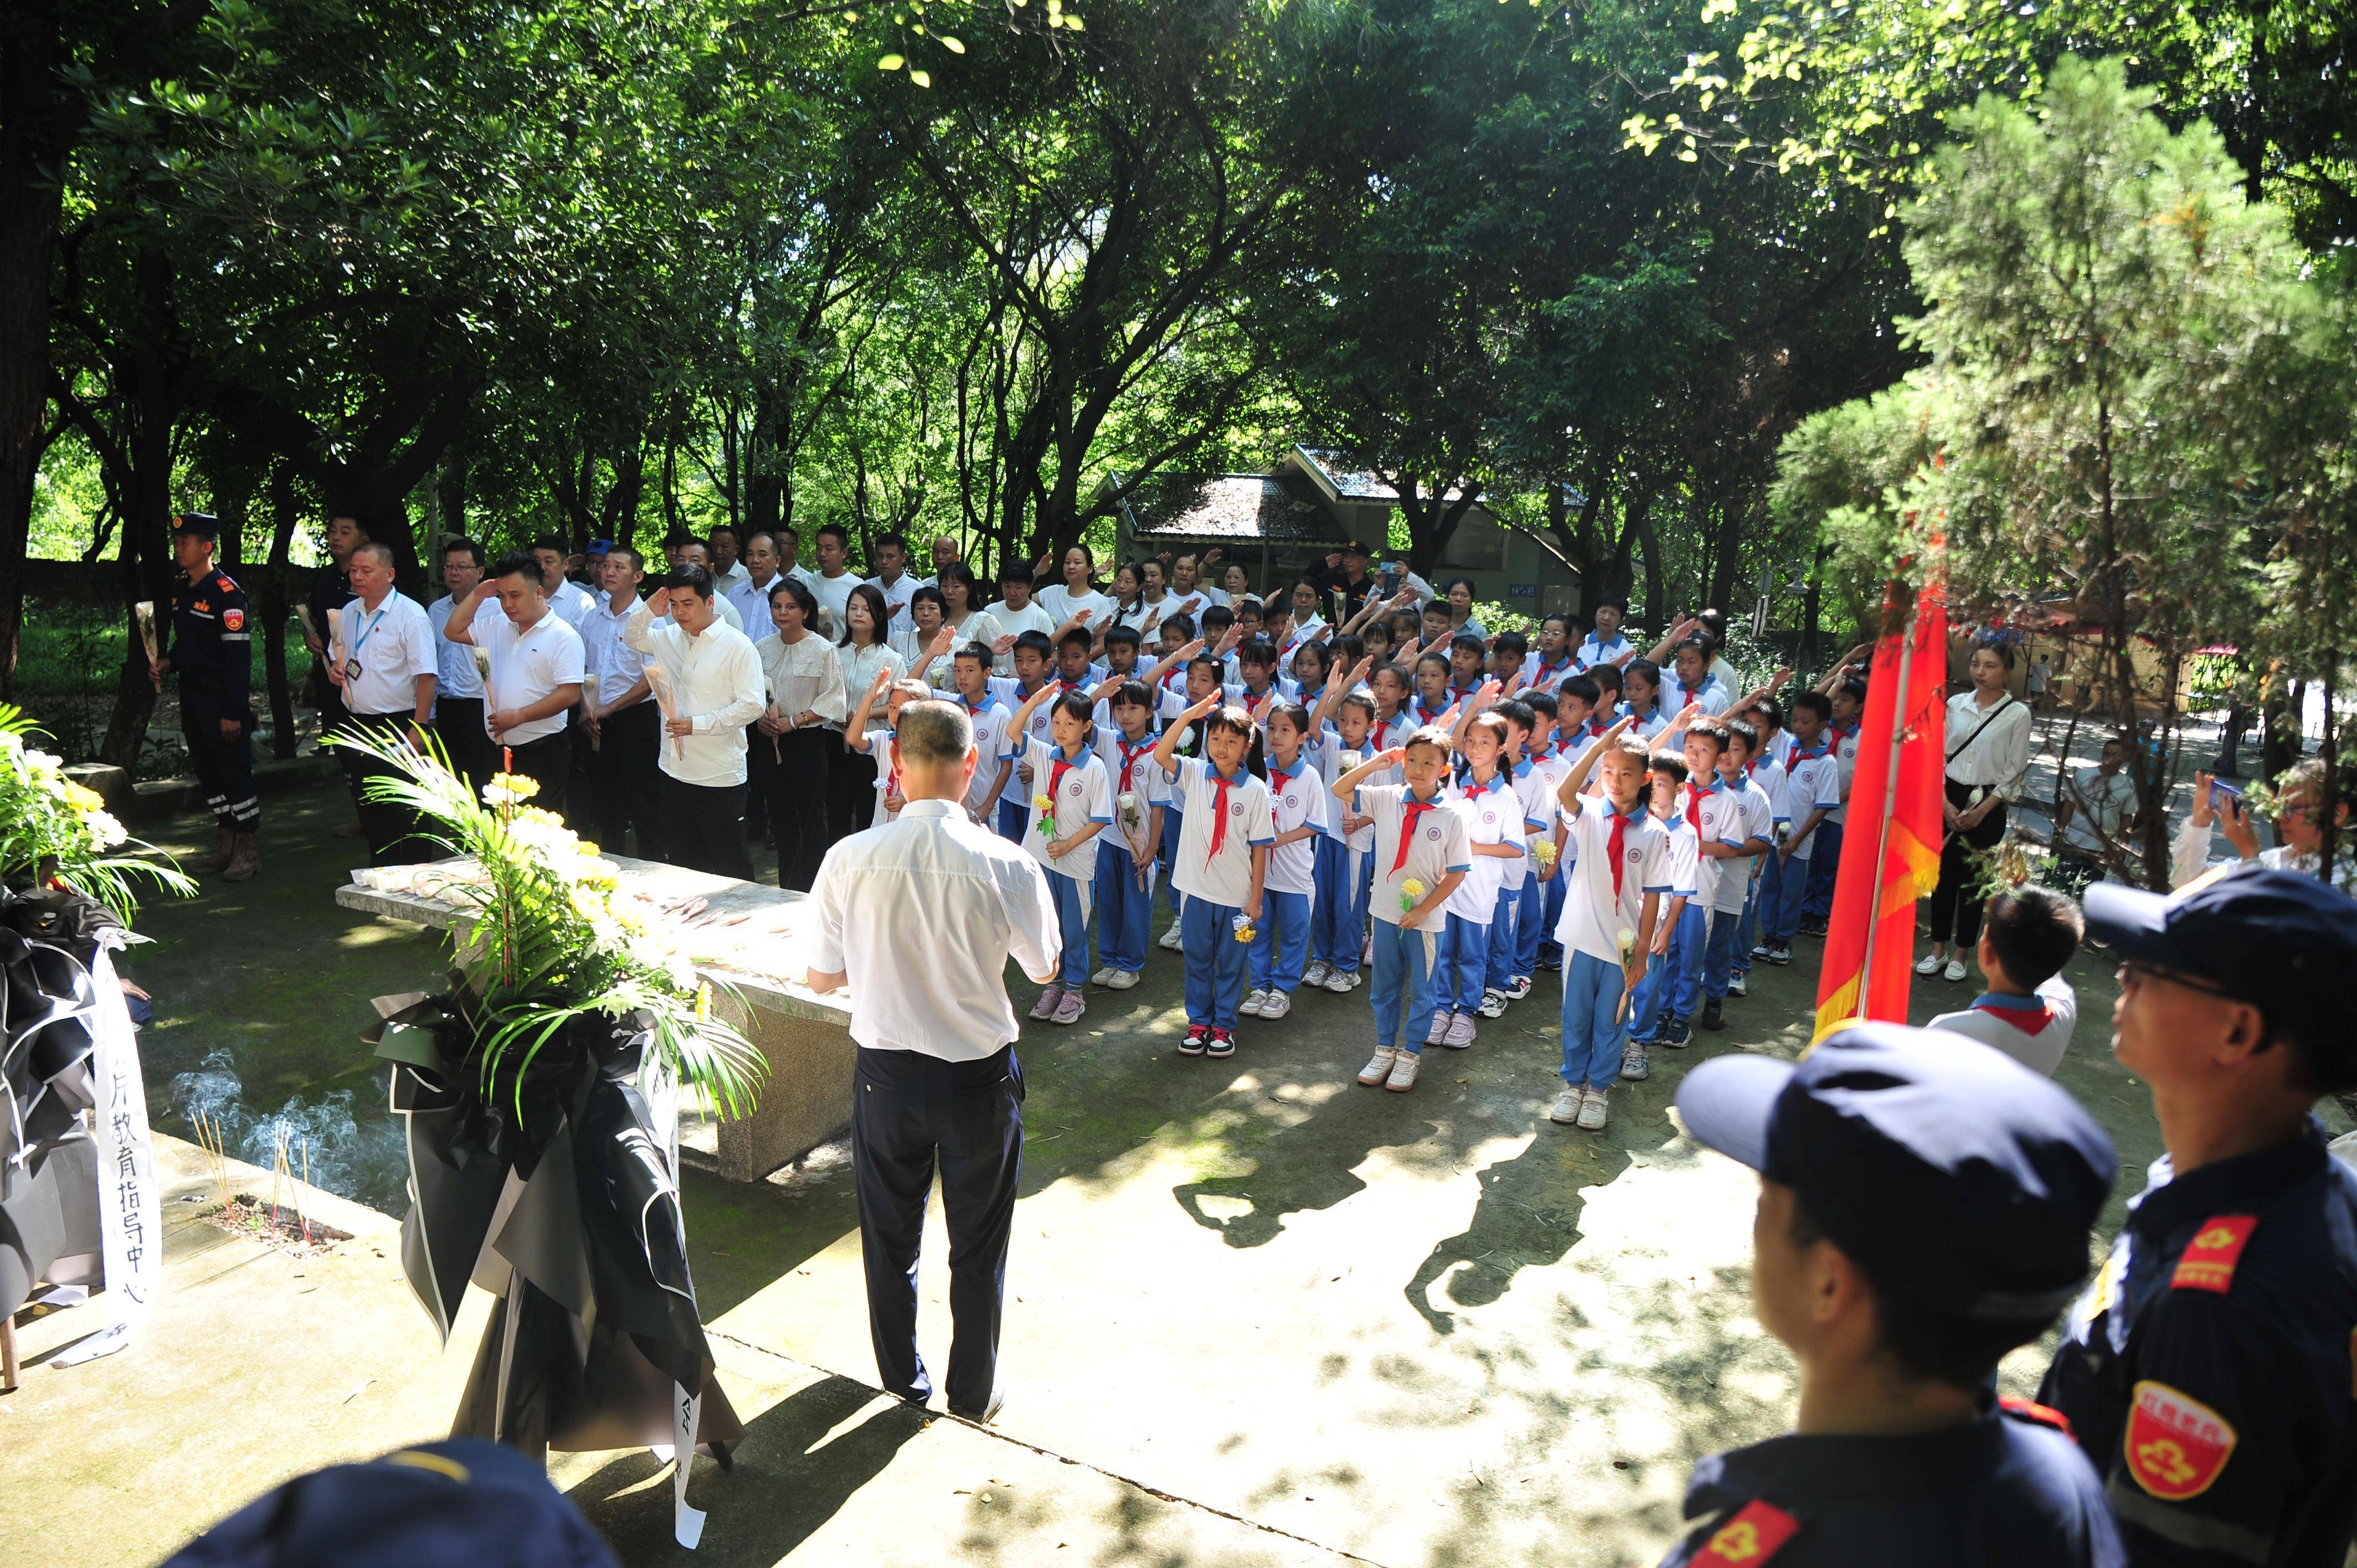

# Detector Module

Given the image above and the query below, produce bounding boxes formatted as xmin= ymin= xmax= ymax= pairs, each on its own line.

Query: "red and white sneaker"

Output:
xmin=1205 ymin=1028 xmax=1237 ymax=1059
xmin=1179 ymin=1024 xmax=1210 ymax=1056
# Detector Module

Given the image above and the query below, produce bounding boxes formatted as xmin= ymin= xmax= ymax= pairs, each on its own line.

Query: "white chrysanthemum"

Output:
xmin=81 ymin=811 xmax=127 ymax=849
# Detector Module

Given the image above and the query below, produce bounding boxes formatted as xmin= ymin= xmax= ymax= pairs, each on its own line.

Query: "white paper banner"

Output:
xmin=48 ymin=944 xmax=159 ymax=1366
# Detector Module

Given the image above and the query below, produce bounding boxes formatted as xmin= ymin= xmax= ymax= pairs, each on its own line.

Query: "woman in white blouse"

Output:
xmin=1034 ymin=544 xmax=1115 ymax=630
xmin=1109 ymin=560 xmax=1160 ymax=635
xmin=1168 ymin=550 xmax=1226 ymax=612
xmin=892 ymin=585 xmax=958 ymax=688
xmin=752 ymin=575 xmax=847 ymax=890
xmin=831 ymin=582 xmax=904 ymax=838
xmin=1918 ymin=642 xmax=2033 ymax=982
xmin=935 ymin=563 xmax=1003 ymax=657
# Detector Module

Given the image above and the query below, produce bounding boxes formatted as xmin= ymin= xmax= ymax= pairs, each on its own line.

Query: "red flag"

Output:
xmin=1813 ymin=580 xmax=1947 ymax=1042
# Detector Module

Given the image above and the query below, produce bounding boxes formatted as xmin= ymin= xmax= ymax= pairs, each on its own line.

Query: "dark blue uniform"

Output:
xmin=2039 ymin=1121 xmax=2357 ymax=1566
xmin=161 ymin=566 xmax=259 ymax=831
xmin=1659 ymin=1399 xmax=2125 ymax=1566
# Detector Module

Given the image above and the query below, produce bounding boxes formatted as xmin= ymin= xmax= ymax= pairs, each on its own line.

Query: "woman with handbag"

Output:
xmin=1918 ymin=643 xmax=2033 ymax=982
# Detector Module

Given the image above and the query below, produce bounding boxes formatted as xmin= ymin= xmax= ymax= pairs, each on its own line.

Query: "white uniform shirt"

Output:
xmin=950 ymin=694 xmax=1018 ymax=823
xmin=1511 ymin=759 xmax=1558 ymax=881
xmin=471 ymin=606 xmax=586 ymax=745
xmin=426 ymin=594 xmax=484 ymax=702
xmin=727 ymin=573 xmax=788 ymax=638
xmin=1656 ymin=813 xmax=1701 ymax=901
xmin=1718 ymin=775 xmax=1775 ymax=915
xmin=1361 ymin=783 xmax=1471 ymax=929
xmin=807 ymin=570 xmax=860 ymax=641
xmin=1022 ymin=736 xmax=1113 ymax=883
xmin=621 ymin=606 xmax=764 ymax=787
xmin=1098 ymin=729 xmax=1171 ymax=862
xmin=1169 ymin=757 xmax=1275 ymax=910
xmin=1784 ymin=746 xmax=1842 ymax=860
xmin=1830 ymin=724 xmax=1864 ymax=825
xmin=337 ymin=591 xmax=437 ymax=716
xmin=1576 ymin=632 xmax=1633 ymax=670
xmin=1927 ymin=977 xmax=2080 ymax=1078
xmin=1553 ymin=797 xmax=1670 ymax=966
xmin=1749 ymin=757 xmax=1792 ymax=828
xmin=1309 ymin=731 xmax=1377 ymax=855
xmin=1943 ymin=690 xmax=2031 ymax=800
xmin=548 ymin=577 xmax=597 ymax=630
xmin=807 ymin=800 xmax=1058 ymax=1061
xmin=1259 ymin=756 xmax=1329 ymax=898
xmin=1447 ymin=772 xmax=1521 ymax=920
xmin=1035 ymin=584 xmax=1115 ymax=630
xmin=580 ymin=594 xmax=651 ymax=711
xmin=1525 ymin=654 xmax=1578 ymax=695
xmin=1689 ymin=780 xmax=1748 ymax=912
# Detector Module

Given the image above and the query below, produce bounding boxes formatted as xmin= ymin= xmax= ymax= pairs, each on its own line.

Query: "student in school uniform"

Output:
xmin=1332 ymin=729 xmax=1470 ymax=1092
xmin=1735 ymin=698 xmax=1793 ymax=974
xmin=1526 ymin=615 xmax=1578 ymax=695
xmin=1508 ymin=691 xmax=1565 ymax=994
xmin=1576 ymin=600 xmax=1635 ymax=670
xmin=843 ymin=675 xmax=936 ymax=828
xmin=1092 ymin=680 xmax=1169 ymax=992
xmin=943 ymin=641 xmax=1017 ymax=833
xmin=1624 ymin=754 xmax=1702 ymax=1082
xmin=1155 ymin=654 xmax=1227 ymax=953
xmin=1772 ymin=692 xmax=1843 ymax=959
xmin=1151 ymin=694 xmax=1274 ymax=1058
xmin=1551 ymin=718 xmax=1668 ymax=1132
xmin=1305 ymin=681 xmax=1381 ymax=993
xmin=1722 ymin=714 xmax=1786 ymax=994
xmin=1007 ymin=683 xmax=1113 ymax=1025
xmin=1406 ymin=652 xmax=1455 ymax=730
xmin=1430 ymin=705 xmax=1524 ymax=1049
xmin=1924 ymin=884 xmax=2083 ymax=1077
xmin=1244 ymin=700 xmax=1329 ymax=1022
xmin=441 ymin=550 xmax=588 ymax=816
xmin=1695 ymin=718 xmax=1773 ymax=1029
xmin=1804 ymin=674 xmax=1870 ymax=931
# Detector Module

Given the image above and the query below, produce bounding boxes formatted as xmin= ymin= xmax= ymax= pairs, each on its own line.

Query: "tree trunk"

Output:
xmin=1706 ymin=495 xmax=1746 ymax=613
xmin=261 ymin=462 xmax=297 ymax=758
xmin=2261 ymin=683 xmax=2303 ymax=784
xmin=0 ymin=0 xmax=71 ymax=701
xmin=95 ymin=246 xmax=184 ymax=771
xmin=1635 ymin=499 xmax=1664 ymax=634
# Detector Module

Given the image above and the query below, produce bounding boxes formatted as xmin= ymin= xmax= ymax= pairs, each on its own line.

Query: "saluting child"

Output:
xmin=1774 ymin=692 xmax=1843 ymax=960
xmin=1497 ymin=696 xmax=1554 ymax=1003
xmin=992 ymin=630 xmax=1058 ymax=840
xmin=1718 ymin=718 xmax=1778 ymax=999
xmin=1431 ymin=702 xmax=1524 ymax=1050
xmin=1152 ymin=694 xmax=1274 ymax=1059
xmin=1625 ymin=752 xmax=1701 ymax=1075
xmin=1093 ymin=679 xmax=1170 ymax=991
xmin=1735 ymin=698 xmax=1792 ymax=972
xmin=845 ymin=673 xmax=938 ymax=826
xmin=1305 ymin=678 xmax=1379 ymax=993
xmin=1009 ymin=683 xmax=1112 ymax=1026
xmin=1159 ymin=653 xmax=1227 ymax=953
xmin=1407 ymin=652 xmax=1454 ymax=729
xmin=948 ymin=641 xmax=1017 ymax=827
xmin=1244 ymin=699 xmax=1328 ymax=1021
xmin=1332 ymin=728 xmax=1468 ymax=1093
xmin=1551 ymin=717 xmax=1667 ymax=1133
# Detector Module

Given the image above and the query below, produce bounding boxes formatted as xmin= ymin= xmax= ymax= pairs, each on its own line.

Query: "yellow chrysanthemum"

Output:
xmin=63 ymin=782 xmax=106 ymax=813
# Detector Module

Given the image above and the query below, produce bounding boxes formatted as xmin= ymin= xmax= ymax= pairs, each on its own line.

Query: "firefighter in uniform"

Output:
xmin=1663 ymin=1023 xmax=2124 ymax=1566
xmin=149 ymin=513 xmax=260 ymax=880
xmin=2042 ymin=866 xmax=2357 ymax=1567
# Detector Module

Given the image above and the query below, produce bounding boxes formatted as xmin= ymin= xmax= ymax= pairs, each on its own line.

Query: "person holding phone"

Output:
xmin=2176 ymin=759 xmax=2357 ymax=893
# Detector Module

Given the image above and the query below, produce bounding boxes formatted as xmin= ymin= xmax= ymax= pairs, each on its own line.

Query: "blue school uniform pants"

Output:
xmin=1560 ymin=949 xmax=1630 ymax=1091
xmin=1095 ymin=838 xmax=1156 ymax=975
xmin=1512 ymin=874 xmax=1546 ymax=981
xmin=1368 ymin=920 xmax=1437 ymax=1053
xmin=1701 ymin=905 xmax=1744 ymax=999
xmin=1310 ymin=836 xmax=1367 ymax=974
xmin=1047 ymin=867 xmax=1090 ymax=988
xmin=1772 ymin=848 xmax=1813 ymax=943
xmin=1736 ymin=853 xmax=1780 ymax=971
xmin=1537 ymin=875 xmax=1568 ymax=966
xmin=996 ymin=796 xmax=1028 ymax=844
xmin=1249 ymin=889 xmax=1314 ymax=994
xmin=1439 ymin=912 xmax=1493 ymax=1014
xmin=1161 ymin=806 xmax=1185 ymax=922
xmin=1180 ymin=894 xmax=1248 ymax=1029
xmin=1802 ymin=819 xmax=1845 ymax=920
xmin=1629 ymin=901 xmax=1706 ymax=1039
xmin=1490 ymin=884 xmax=1528 ymax=990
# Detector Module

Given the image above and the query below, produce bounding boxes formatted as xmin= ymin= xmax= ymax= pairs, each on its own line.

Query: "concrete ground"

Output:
xmin=12 ymin=776 xmax=2346 ymax=1567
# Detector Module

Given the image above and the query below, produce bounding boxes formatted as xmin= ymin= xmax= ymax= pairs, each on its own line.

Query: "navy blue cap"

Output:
xmin=1676 ymin=1025 xmax=2115 ymax=1321
xmin=2086 ymin=863 xmax=2357 ymax=1050
xmin=171 ymin=512 xmax=220 ymax=540
xmin=586 ymin=538 xmax=614 ymax=554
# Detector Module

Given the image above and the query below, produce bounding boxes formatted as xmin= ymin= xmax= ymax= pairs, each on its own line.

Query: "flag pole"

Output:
xmin=1851 ymin=596 xmax=1921 ymax=1023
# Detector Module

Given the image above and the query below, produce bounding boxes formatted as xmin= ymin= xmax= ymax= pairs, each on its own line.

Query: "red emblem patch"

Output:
xmin=223 ymin=607 xmax=245 ymax=632
xmin=2170 ymin=1215 xmax=2256 ymax=1294
xmin=1693 ymin=1499 xmax=1800 ymax=1565
xmin=2124 ymin=1380 xmax=2236 ymax=1500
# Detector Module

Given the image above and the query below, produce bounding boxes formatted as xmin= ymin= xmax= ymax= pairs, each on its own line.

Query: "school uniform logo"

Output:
xmin=1229 ymin=802 xmax=1244 ymax=817
xmin=2124 ymin=1380 xmax=2236 ymax=1500
xmin=1425 ymin=826 xmax=1440 ymax=840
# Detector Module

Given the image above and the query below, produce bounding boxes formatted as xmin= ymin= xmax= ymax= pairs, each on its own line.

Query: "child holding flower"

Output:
xmin=1008 ymin=683 xmax=1113 ymax=1025
xmin=1151 ymin=694 xmax=1273 ymax=1059
xmin=1550 ymin=716 xmax=1668 ymax=1131
xmin=1243 ymin=700 xmax=1329 ymax=1021
xmin=1331 ymin=728 xmax=1468 ymax=1093
xmin=1091 ymin=680 xmax=1170 ymax=991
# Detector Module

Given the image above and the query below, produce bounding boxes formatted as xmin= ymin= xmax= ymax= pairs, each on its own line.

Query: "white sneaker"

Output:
xmin=1478 ymin=988 xmax=1509 ymax=1019
xmin=1727 ymin=973 xmax=1747 ymax=997
xmin=1943 ymin=958 xmax=1969 ymax=983
xmin=1914 ymin=952 xmax=1943 ymax=976
xmin=1358 ymin=1046 xmax=1399 ymax=1086
xmin=1161 ymin=923 xmax=1185 ymax=952
xmin=1386 ymin=1050 xmax=1422 ymax=1092
xmin=1303 ymin=960 xmax=1331 ymax=988
xmin=1427 ymin=1009 xmax=1452 ymax=1045
xmin=1549 ymin=1087 xmax=1583 ymax=1125
xmin=1260 ymin=990 xmax=1292 ymax=1020
xmin=1443 ymin=1013 xmax=1477 ymax=1049
xmin=1105 ymin=969 xmax=1139 ymax=991
xmin=1503 ymin=976 xmax=1532 ymax=1000
xmin=1575 ymin=1087 xmax=1609 ymax=1131
xmin=1241 ymin=989 xmax=1269 ymax=1017
xmin=1363 ymin=937 xmax=1375 ymax=966
xmin=1323 ymin=968 xmax=1357 ymax=994
xmin=1090 ymin=967 xmax=1115 ymax=987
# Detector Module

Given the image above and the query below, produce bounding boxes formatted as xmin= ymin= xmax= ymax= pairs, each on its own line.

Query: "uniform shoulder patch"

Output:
xmin=1693 ymin=1499 xmax=1800 ymax=1565
xmin=2170 ymin=1214 xmax=2257 ymax=1294
xmin=1999 ymin=1394 xmax=2075 ymax=1437
xmin=223 ymin=607 xmax=245 ymax=631
xmin=2124 ymin=1380 xmax=2237 ymax=1500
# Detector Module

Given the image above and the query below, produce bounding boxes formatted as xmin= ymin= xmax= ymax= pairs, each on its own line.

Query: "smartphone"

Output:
xmin=2207 ymin=778 xmax=2243 ymax=813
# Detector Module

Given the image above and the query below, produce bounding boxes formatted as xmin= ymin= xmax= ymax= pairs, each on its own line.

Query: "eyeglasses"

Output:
xmin=2116 ymin=961 xmax=2243 ymax=1004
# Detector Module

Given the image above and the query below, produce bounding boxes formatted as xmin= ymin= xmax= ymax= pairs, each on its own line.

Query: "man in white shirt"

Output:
xmin=804 ymin=698 xmax=1058 ymax=1423
xmin=441 ymin=549 xmax=588 ymax=818
xmin=725 ymin=531 xmax=786 ymax=633
xmin=919 ymin=534 xmax=963 ymax=587
xmin=326 ymin=541 xmax=439 ymax=864
xmin=707 ymin=525 xmax=750 ymax=592
xmin=624 ymin=565 xmax=764 ymax=879
xmin=668 ymin=540 xmax=744 ymax=633
xmin=2053 ymin=734 xmax=2135 ymax=896
xmin=579 ymin=545 xmax=663 ymax=860
xmin=532 ymin=538 xmax=598 ymax=628
xmin=807 ymin=522 xmax=861 ymax=641
xmin=863 ymin=530 xmax=918 ymax=641
xmin=427 ymin=537 xmax=495 ymax=795
xmin=1926 ymin=884 xmax=2083 ymax=1077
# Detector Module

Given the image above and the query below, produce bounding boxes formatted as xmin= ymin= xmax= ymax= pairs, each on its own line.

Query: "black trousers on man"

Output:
xmin=340 ymin=710 xmax=434 ymax=864
xmin=586 ymin=700 xmax=663 ymax=861
xmin=180 ymin=678 xmax=259 ymax=831
xmin=432 ymin=697 xmax=495 ymax=803
xmin=660 ymin=773 xmax=754 ymax=881
xmin=502 ymin=731 xmax=572 ymax=823
xmin=851 ymin=1044 xmax=1023 ymax=1416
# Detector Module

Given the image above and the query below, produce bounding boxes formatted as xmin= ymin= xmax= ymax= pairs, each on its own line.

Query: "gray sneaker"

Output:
xmin=1620 ymin=1043 xmax=1650 ymax=1081
xmin=1427 ymin=1009 xmax=1452 ymax=1045
xmin=1442 ymin=1013 xmax=1477 ymax=1049
xmin=1051 ymin=991 xmax=1087 ymax=1025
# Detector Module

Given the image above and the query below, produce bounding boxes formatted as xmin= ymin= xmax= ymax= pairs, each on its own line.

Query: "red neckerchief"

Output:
xmin=1412 ymin=697 xmax=1447 ymax=726
xmin=1205 ymin=764 xmax=1243 ymax=861
xmin=1607 ymin=800 xmax=1636 ymax=898
xmin=1529 ymin=740 xmax=1558 ymax=764
xmin=1393 ymin=790 xmax=1440 ymax=874
xmin=1535 ymin=654 xmax=1572 ymax=685
xmin=1794 ymin=735 xmax=1831 ymax=760
xmin=1684 ymin=781 xmax=1705 ymax=835
xmin=1449 ymin=682 xmax=1478 ymax=704
xmin=1972 ymin=994 xmax=2057 ymax=1035
xmin=1047 ymin=750 xmax=1080 ymax=826
xmin=1117 ymin=735 xmax=1155 ymax=793
xmin=1584 ymin=716 xmax=1611 ymax=739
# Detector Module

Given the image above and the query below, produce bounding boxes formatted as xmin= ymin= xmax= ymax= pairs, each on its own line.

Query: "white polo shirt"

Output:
xmin=1927 ymin=977 xmax=2079 ymax=1077
xmin=807 ymin=570 xmax=860 ymax=641
xmin=1169 ymin=756 xmax=1275 ymax=909
xmin=548 ymin=576 xmax=598 ymax=629
xmin=1446 ymin=771 xmax=1521 ymax=919
xmin=807 ymin=799 xmax=1059 ymax=1060
xmin=950 ymin=694 xmax=1018 ymax=822
xmin=1656 ymin=813 xmax=1701 ymax=901
xmin=1785 ymin=746 xmax=1842 ymax=860
xmin=1021 ymin=736 xmax=1113 ymax=881
xmin=1362 ymin=782 xmax=1472 ymax=929
xmin=1098 ymin=728 xmax=1171 ymax=862
xmin=579 ymin=594 xmax=651 ymax=711
xmin=621 ymin=605 xmax=764 ymax=787
xmin=1553 ymin=797 xmax=1670 ymax=966
xmin=338 ymin=590 xmax=437 ymax=716
xmin=1260 ymin=756 xmax=1329 ymax=898
xmin=472 ymin=605 xmax=586 ymax=745
xmin=1576 ymin=632 xmax=1633 ymax=670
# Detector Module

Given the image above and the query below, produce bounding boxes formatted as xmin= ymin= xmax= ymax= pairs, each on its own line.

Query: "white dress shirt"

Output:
xmin=756 ymin=630 xmax=847 ymax=727
xmin=472 ymin=606 xmax=586 ymax=745
xmin=426 ymin=595 xmax=484 ymax=702
xmin=1943 ymin=689 xmax=2032 ymax=800
xmin=835 ymin=640 xmax=904 ymax=734
xmin=710 ymin=560 xmax=751 ymax=592
xmin=727 ymin=572 xmax=785 ymax=636
xmin=579 ymin=593 xmax=652 ymax=711
xmin=548 ymin=577 xmax=598 ymax=629
xmin=338 ymin=590 xmax=438 ymax=716
xmin=807 ymin=798 xmax=1059 ymax=1059
xmin=621 ymin=605 xmax=764 ymax=787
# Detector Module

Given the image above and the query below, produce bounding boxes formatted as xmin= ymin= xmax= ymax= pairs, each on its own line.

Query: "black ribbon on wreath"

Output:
xmin=0 ymin=884 xmax=126 ymax=1318
xmin=367 ymin=984 xmax=740 ymax=1544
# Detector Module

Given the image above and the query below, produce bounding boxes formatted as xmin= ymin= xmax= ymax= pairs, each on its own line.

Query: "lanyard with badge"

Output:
xmin=345 ymin=603 xmax=388 ymax=680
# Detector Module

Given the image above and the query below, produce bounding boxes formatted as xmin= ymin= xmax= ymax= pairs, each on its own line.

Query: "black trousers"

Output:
xmin=660 ymin=773 xmax=754 ymax=881
xmin=339 ymin=710 xmax=435 ymax=864
xmin=502 ymin=731 xmax=572 ymax=823
xmin=1926 ymin=778 xmax=2010 ymax=948
xmin=432 ymin=697 xmax=496 ymax=803
xmin=586 ymin=700 xmax=664 ymax=862
xmin=851 ymin=1044 xmax=1023 ymax=1415
xmin=829 ymin=744 xmax=879 ymax=842
xmin=181 ymin=681 xmax=258 ymax=829
xmin=752 ymin=726 xmax=835 ymax=890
